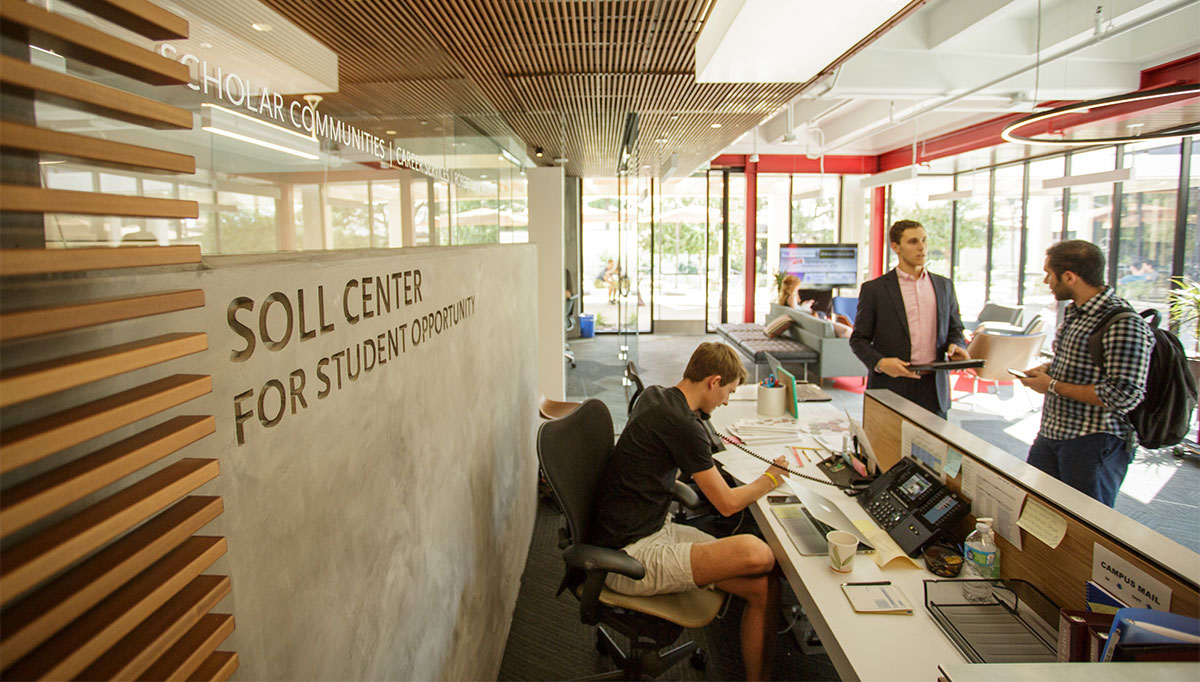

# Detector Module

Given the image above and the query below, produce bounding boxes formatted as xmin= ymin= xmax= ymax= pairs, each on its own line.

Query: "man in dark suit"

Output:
xmin=850 ymin=220 xmax=969 ymax=418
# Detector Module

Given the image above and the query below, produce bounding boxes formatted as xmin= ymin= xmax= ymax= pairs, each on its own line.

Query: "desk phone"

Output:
xmin=857 ymin=457 xmax=968 ymax=557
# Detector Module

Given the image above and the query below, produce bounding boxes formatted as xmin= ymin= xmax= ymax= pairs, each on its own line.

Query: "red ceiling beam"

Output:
xmin=1140 ymin=53 xmax=1200 ymax=89
xmin=710 ymin=153 xmax=878 ymax=174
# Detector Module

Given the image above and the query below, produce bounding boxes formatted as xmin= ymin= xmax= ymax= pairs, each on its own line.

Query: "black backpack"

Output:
xmin=1089 ymin=308 xmax=1198 ymax=449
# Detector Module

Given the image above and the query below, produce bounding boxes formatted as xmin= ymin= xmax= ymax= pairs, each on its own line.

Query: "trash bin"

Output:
xmin=578 ymin=313 xmax=595 ymax=338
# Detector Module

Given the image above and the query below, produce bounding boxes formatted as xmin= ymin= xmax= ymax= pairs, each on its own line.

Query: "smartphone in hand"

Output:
xmin=1007 ymin=368 xmax=1029 ymax=379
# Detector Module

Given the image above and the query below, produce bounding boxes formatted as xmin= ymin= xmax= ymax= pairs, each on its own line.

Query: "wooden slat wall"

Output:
xmin=862 ymin=394 xmax=1200 ymax=617
xmin=1 ymin=1 xmax=236 ymax=679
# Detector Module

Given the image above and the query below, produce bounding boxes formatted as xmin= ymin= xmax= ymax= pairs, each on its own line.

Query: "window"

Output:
xmin=989 ymin=164 xmax=1024 ymax=305
xmin=1117 ymin=141 xmax=1180 ymax=320
xmin=757 ymin=173 xmax=791 ymax=320
xmin=954 ymin=171 xmax=991 ymax=320
xmin=1024 ymin=156 xmax=1065 ymax=331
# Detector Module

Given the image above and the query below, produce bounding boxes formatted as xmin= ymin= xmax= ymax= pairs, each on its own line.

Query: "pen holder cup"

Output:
xmin=757 ymin=385 xmax=785 ymax=417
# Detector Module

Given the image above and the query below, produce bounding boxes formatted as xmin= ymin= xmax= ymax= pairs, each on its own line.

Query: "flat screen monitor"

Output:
xmin=779 ymin=243 xmax=858 ymax=289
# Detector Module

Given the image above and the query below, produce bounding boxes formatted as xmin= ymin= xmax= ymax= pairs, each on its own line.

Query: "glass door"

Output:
xmin=653 ymin=175 xmax=710 ymax=333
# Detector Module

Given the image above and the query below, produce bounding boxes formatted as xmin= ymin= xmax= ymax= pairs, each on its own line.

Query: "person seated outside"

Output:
xmin=1118 ymin=259 xmax=1158 ymax=285
xmin=591 ymin=342 xmax=788 ymax=681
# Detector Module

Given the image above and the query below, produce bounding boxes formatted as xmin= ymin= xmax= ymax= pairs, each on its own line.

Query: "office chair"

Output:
xmin=624 ymin=361 xmax=645 ymax=416
xmin=967 ymin=302 xmax=1023 ymax=332
xmin=957 ymin=331 xmax=1047 ymax=411
xmin=537 ymin=399 xmax=724 ymax=680
xmin=565 ymin=294 xmax=579 ymax=368
xmin=539 ymin=394 xmax=582 ymax=420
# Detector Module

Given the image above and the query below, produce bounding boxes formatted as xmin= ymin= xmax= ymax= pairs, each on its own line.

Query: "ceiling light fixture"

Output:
xmin=251 ymin=23 xmax=272 ymax=32
xmin=553 ymin=156 xmax=568 ymax=164
xmin=534 ymin=147 xmax=544 ymax=158
xmin=711 ymin=123 xmax=722 ymax=128
xmin=386 ymin=130 xmax=396 ymax=135
xmin=1001 ymin=84 xmax=1200 ymax=146
xmin=201 ymin=103 xmax=319 ymax=160
xmin=617 ymin=112 xmax=639 ymax=174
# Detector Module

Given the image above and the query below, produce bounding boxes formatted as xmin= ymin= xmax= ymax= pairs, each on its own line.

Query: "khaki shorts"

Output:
xmin=605 ymin=520 xmax=716 ymax=596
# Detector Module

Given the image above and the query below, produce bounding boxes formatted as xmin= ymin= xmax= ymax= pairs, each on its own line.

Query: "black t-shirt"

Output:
xmin=591 ymin=385 xmax=723 ymax=549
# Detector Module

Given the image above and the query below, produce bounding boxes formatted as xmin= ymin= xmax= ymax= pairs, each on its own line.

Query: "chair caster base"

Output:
xmin=690 ymin=648 xmax=707 ymax=671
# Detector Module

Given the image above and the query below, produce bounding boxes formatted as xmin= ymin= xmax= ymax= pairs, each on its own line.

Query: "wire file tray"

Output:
xmin=924 ymin=579 xmax=1060 ymax=664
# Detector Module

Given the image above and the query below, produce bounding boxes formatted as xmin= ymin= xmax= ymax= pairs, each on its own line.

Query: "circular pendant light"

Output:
xmin=1001 ymin=83 xmax=1199 ymax=146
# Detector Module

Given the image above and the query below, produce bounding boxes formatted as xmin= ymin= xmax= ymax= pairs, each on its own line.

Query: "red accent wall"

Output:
xmin=744 ymin=159 xmax=758 ymax=322
xmin=870 ymin=186 xmax=886 ymax=278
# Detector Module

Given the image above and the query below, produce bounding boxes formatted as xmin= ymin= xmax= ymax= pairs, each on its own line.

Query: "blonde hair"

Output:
xmin=683 ymin=342 xmax=747 ymax=386
xmin=777 ymin=274 xmax=800 ymax=306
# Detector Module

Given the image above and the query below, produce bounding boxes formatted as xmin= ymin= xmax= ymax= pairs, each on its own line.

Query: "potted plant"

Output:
xmin=1167 ymin=277 xmax=1200 ymax=444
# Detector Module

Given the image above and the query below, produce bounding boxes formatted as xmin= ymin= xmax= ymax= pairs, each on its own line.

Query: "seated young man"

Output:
xmin=591 ymin=342 xmax=790 ymax=681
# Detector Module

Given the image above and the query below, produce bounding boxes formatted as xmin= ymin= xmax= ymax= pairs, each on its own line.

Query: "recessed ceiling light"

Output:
xmin=199 ymin=41 xmax=213 ymax=48
xmin=251 ymin=23 xmax=273 ymax=32
xmin=655 ymin=138 xmax=668 ymax=143
xmin=386 ymin=130 xmax=396 ymax=135
xmin=711 ymin=123 xmax=722 ymax=128
xmin=669 ymin=114 xmax=679 ymax=121
xmin=480 ymin=174 xmax=488 ymax=178
xmin=420 ymin=120 xmax=428 ymax=125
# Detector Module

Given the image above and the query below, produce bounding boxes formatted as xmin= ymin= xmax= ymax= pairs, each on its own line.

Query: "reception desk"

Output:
xmin=709 ymin=389 xmax=1199 ymax=681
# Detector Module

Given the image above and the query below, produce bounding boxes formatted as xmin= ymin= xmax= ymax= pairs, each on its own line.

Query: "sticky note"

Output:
xmin=1017 ymin=497 xmax=1068 ymax=549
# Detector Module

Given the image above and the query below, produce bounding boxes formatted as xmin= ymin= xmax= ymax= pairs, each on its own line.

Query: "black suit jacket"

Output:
xmin=849 ymin=269 xmax=966 ymax=414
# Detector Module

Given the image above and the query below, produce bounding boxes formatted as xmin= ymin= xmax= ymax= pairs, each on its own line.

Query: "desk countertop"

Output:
xmin=710 ymin=400 xmax=965 ymax=682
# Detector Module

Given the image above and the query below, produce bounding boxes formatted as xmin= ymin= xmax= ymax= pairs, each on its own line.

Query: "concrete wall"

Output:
xmin=0 ymin=245 xmax=539 ymax=680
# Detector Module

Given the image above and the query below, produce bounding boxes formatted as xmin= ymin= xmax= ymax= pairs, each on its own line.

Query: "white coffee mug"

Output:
xmin=757 ymin=385 xmax=785 ymax=416
xmin=827 ymin=530 xmax=858 ymax=573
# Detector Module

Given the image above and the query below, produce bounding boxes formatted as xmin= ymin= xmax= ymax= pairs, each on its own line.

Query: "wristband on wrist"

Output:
xmin=764 ymin=471 xmax=779 ymax=488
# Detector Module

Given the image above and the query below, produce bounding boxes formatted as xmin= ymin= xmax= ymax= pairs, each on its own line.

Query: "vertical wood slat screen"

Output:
xmin=1 ymin=1 xmax=237 ymax=679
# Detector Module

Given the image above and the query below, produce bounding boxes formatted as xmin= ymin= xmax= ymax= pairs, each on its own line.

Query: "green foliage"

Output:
xmin=218 ymin=209 xmax=276 ymax=254
xmin=1167 ymin=277 xmax=1200 ymax=354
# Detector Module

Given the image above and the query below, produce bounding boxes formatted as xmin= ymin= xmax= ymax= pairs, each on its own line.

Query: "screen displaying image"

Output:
xmin=899 ymin=473 xmax=931 ymax=501
xmin=922 ymin=495 xmax=956 ymax=525
xmin=778 ymin=244 xmax=858 ymax=288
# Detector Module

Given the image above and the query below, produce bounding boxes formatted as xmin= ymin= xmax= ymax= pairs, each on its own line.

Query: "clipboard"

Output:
xmin=776 ymin=365 xmax=799 ymax=418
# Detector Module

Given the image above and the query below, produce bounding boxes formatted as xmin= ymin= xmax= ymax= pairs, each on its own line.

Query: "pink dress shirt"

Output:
xmin=896 ymin=268 xmax=937 ymax=365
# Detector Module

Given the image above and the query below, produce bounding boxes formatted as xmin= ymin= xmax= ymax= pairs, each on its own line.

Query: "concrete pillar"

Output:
xmin=399 ymin=169 xmax=416 ymax=247
xmin=528 ymin=166 xmax=565 ymax=400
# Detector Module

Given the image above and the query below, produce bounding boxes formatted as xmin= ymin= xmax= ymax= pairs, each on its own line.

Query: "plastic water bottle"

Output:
xmin=962 ymin=518 xmax=1000 ymax=603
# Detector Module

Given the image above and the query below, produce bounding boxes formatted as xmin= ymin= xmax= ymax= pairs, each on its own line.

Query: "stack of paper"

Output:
xmin=728 ymin=418 xmax=801 ymax=445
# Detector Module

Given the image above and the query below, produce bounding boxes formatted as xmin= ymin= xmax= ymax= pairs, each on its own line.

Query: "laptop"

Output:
xmin=769 ymin=485 xmax=875 ymax=556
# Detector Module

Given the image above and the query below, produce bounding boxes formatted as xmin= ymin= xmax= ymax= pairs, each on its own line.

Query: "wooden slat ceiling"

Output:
xmin=260 ymin=0 xmax=813 ymax=178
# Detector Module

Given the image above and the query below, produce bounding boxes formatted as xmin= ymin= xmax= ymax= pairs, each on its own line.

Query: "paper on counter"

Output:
xmin=944 ymin=447 xmax=964 ymax=479
xmin=1017 ymin=497 xmax=1068 ymax=548
xmin=964 ymin=462 xmax=1026 ymax=550
xmin=960 ymin=457 xmax=979 ymax=501
xmin=901 ymin=421 xmax=948 ymax=482
xmin=852 ymin=520 xmax=922 ymax=569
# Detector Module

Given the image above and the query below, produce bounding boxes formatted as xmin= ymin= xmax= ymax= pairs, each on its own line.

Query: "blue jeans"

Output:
xmin=1026 ymin=433 xmax=1132 ymax=507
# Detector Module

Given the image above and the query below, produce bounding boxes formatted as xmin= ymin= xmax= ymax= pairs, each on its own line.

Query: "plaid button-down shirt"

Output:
xmin=1040 ymin=287 xmax=1154 ymax=445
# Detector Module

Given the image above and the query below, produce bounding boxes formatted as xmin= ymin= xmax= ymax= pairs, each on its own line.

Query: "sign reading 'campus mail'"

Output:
xmin=1091 ymin=543 xmax=1172 ymax=611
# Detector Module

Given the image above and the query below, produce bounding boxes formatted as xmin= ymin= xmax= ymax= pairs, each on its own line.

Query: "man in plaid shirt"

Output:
xmin=1017 ymin=241 xmax=1154 ymax=506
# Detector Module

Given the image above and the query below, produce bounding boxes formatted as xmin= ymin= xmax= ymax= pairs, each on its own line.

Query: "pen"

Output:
xmin=843 ymin=581 xmax=891 ymax=586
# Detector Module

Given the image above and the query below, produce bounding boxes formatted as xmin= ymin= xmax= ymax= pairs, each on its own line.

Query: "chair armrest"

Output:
xmin=672 ymin=480 xmax=702 ymax=510
xmin=563 ymin=543 xmax=646 ymax=580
